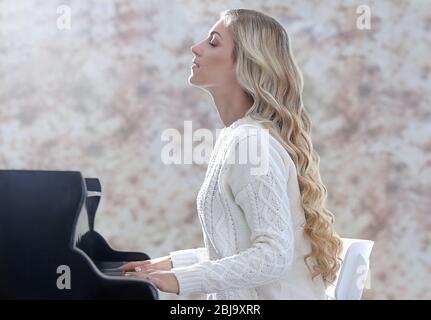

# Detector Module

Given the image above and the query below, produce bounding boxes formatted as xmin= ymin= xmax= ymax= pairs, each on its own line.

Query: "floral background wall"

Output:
xmin=0 ymin=0 xmax=430 ymax=299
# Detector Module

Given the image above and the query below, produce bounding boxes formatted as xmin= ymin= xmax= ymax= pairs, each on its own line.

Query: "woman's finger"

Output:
xmin=135 ymin=264 xmax=156 ymax=273
xmin=125 ymin=271 xmax=151 ymax=281
xmin=121 ymin=260 xmax=151 ymax=271
xmin=124 ymin=272 xmax=136 ymax=277
xmin=121 ymin=262 xmax=138 ymax=271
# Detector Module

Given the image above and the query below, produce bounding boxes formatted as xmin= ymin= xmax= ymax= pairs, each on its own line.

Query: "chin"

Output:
xmin=188 ymin=75 xmax=200 ymax=87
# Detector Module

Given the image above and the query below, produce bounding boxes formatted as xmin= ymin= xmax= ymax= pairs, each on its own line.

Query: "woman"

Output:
xmin=122 ymin=8 xmax=342 ymax=299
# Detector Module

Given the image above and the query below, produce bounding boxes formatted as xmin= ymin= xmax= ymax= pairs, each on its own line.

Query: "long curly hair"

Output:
xmin=220 ymin=8 xmax=342 ymax=284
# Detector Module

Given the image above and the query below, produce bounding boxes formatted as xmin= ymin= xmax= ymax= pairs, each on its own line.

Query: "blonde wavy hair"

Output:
xmin=220 ymin=8 xmax=342 ymax=284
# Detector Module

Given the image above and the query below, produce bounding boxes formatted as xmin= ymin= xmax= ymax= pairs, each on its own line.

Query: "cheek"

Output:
xmin=219 ymin=49 xmax=234 ymax=65
xmin=210 ymin=50 xmax=235 ymax=73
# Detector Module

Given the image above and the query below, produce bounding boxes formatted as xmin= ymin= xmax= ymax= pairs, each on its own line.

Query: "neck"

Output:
xmin=207 ymin=84 xmax=253 ymax=127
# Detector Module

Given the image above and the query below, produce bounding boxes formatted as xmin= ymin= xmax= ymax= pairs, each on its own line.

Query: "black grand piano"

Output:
xmin=0 ymin=170 xmax=158 ymax=299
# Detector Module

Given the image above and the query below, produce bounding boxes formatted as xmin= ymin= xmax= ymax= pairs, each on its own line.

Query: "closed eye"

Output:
xmin=209 ymin=41 xmax=216 ymax=47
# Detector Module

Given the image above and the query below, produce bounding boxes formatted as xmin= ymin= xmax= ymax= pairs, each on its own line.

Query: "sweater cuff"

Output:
xmin=171 ymin=264 xmax=205 ymax=295
xmin=169 ymin=249 xmax=199 ymax=268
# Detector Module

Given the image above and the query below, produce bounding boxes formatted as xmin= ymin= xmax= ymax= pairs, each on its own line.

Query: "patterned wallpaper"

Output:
xmin=0 ymin=0 xmax=430 ymax=299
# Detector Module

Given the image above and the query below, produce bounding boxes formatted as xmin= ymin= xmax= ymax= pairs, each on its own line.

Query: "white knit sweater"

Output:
xmin=170 ymin=116 xmax=326 ymax=299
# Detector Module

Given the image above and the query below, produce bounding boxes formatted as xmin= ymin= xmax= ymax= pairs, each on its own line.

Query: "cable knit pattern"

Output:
xmin=170 ymin=116 xmax=326 ymax=299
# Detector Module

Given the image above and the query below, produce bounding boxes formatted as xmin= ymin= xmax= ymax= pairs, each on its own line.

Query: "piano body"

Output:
xmin=0 ymin=170 xmax=158 ymax=299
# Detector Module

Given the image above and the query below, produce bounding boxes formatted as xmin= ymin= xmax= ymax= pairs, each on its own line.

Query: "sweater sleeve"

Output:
xmin=171 ymin=130 xmax=295 ymax=295
xmin=169 ymin=247 xmax=209 ymax=268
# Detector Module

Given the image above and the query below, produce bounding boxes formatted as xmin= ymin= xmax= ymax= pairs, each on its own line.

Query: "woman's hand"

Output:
xmin=121 ymin=255 xmax=173 ymax=273
xmin=126 ymin=270 xmax=180 ymax=294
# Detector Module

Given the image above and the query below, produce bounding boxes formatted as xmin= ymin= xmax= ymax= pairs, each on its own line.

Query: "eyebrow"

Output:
xmin=208 ymin=31 xmax=223 ymax=39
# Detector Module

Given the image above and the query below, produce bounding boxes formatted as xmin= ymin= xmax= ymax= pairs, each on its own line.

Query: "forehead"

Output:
xmin=209 ymin=19 xmax=228 ymax=36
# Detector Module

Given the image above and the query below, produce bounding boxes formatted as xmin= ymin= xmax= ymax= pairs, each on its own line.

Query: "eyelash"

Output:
xmin=209 ymin=41 xmax=216 ymax=47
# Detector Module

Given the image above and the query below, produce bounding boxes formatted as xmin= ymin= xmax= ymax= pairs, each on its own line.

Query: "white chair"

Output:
xmin=326 ymin=238 xmax=374 ymax=300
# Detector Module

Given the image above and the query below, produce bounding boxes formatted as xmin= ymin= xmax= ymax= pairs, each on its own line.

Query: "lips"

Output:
xmin=192 ymin=60 xmax=200 ymax=67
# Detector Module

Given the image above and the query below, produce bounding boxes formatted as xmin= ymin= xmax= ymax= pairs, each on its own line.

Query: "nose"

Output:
xmin=191 ymin=42 xmax=201 ymax=57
